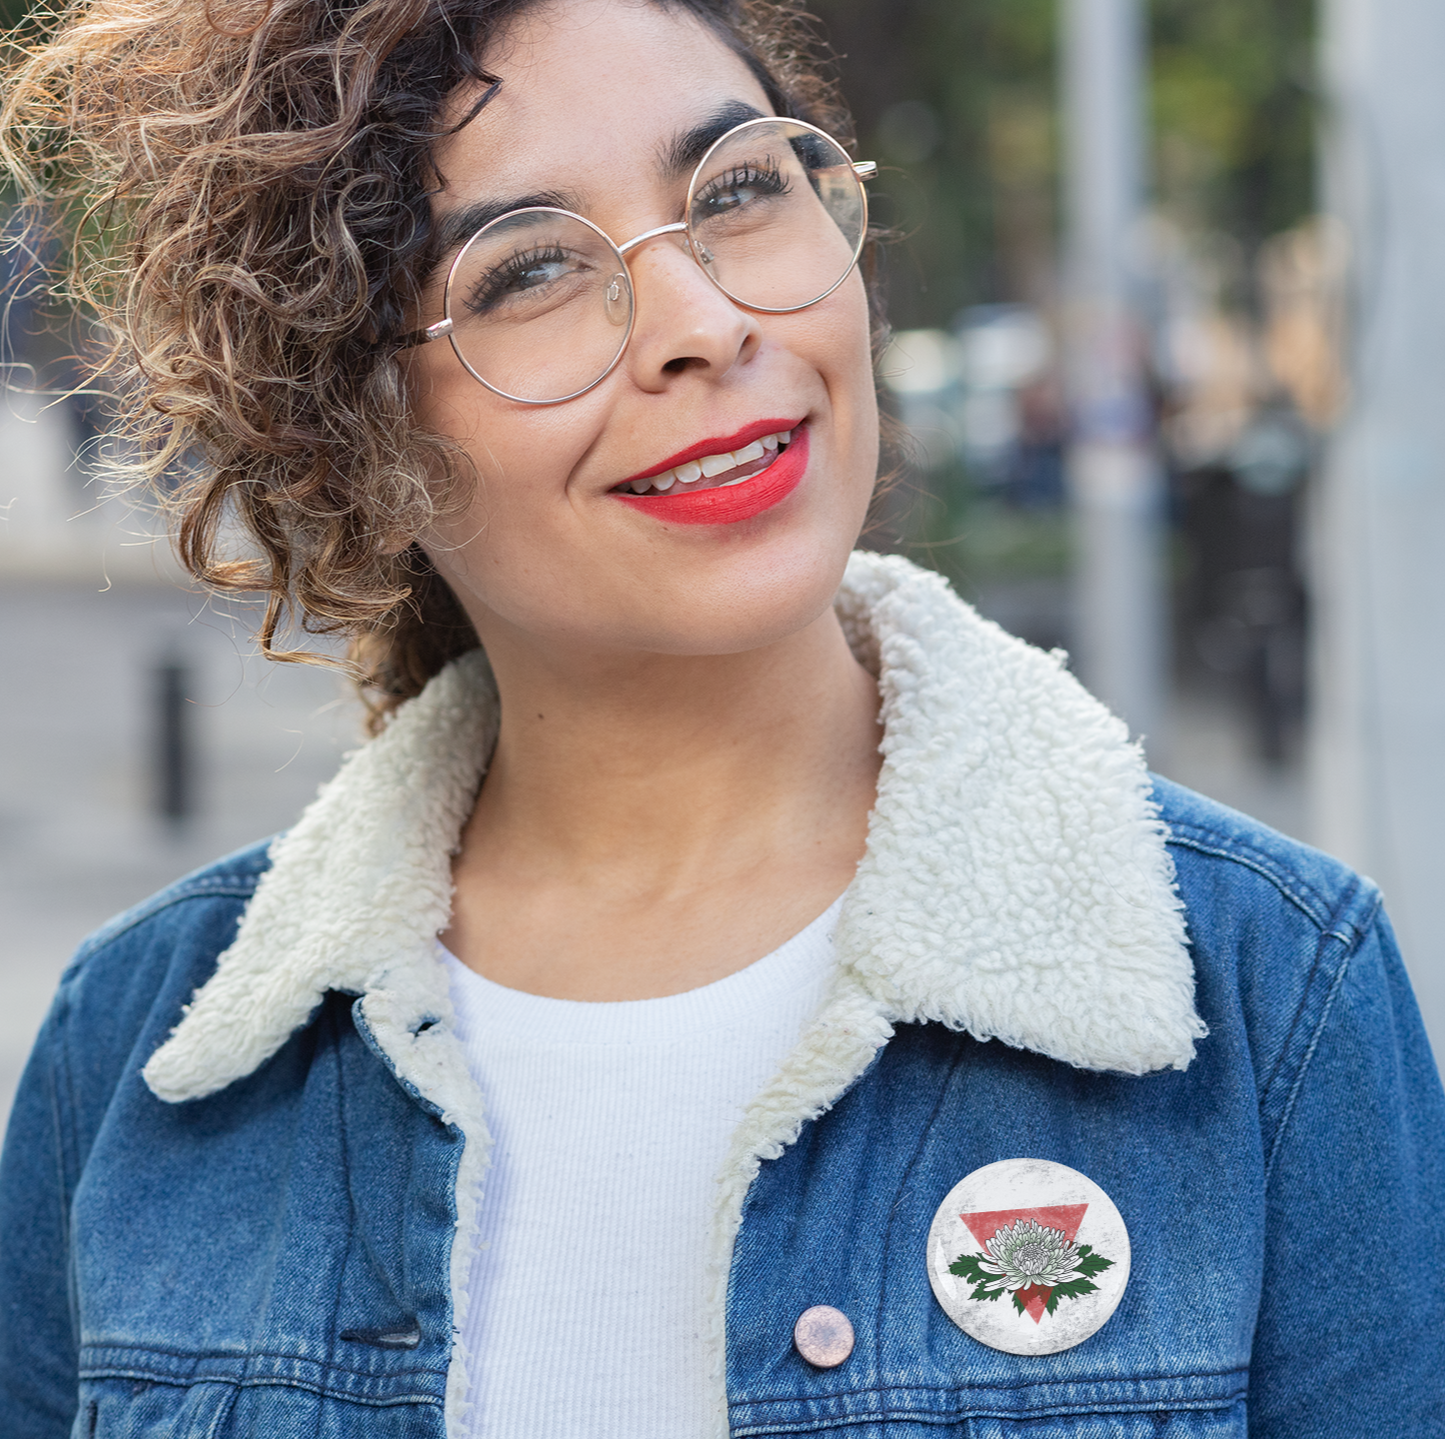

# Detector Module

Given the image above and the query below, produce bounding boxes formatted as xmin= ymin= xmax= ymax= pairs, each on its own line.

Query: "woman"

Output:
xmin=0 ymin=0 xmax=1441 ymax=1437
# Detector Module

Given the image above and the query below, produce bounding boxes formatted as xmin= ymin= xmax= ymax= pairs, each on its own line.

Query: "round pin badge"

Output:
xmin=927 ymin=1158 xmax=1130 ymax=1356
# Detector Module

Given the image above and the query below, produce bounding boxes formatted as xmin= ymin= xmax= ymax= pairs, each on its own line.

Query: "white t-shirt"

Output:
xmin=439 ymin=896 xmax=843 ymax=1439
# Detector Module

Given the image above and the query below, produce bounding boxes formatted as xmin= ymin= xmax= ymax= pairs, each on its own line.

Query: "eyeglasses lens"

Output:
xmin=687 ymin=119 xmax=865 ymax=312
xmin=445 ymin=209 xmax=632 ymax=403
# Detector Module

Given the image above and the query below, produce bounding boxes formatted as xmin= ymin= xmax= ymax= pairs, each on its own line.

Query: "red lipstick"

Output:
xmin=616 ymin=418 xmax=802 ymax=488
xmin=615 ymin=427 xmax=809 ymax=526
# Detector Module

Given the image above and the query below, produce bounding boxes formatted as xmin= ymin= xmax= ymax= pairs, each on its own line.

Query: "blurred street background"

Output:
xmin=4 ymin=0 xmax=1444 ymax=1128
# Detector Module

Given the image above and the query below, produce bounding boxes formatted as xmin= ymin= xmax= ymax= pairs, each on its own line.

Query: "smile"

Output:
xmin=611 ymin=421 xmax=809 ymax=525
xmin=620 ymin=429 xmax=792 ymax=496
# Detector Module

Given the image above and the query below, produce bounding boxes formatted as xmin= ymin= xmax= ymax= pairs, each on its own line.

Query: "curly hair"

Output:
xmin=0 ymin=0 xmax=880 ymax=727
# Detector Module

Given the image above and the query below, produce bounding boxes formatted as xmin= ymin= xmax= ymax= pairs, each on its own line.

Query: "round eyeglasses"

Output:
xmin=409 ymin=117 xmax=875 ymax=405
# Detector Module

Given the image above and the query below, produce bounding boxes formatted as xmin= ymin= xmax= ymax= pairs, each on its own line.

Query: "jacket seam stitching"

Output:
xmin=70 ymin=877 xmax=264 ymax=963
xmin=49 ymin=999 xmax=82 ymax=1367
xmin=729 ymin=1392 xmax=1247 ymax=1434
xmin=329 ymin=1011 xmax=355 ymax=1385
xmin=1262 ymin=940 xmax=1354 ymax=1183
xmin=728 ymin=1364 xmax=1249 ymax=1408
xmin=873 ymin=1033 xmax=966 ymax=1363
xmin=1261 ymin=880 xmax=1378 ymax=1181
xmin=1256 ymin=911 xmax=1336 ymax=1116
xmin=78 ymin=1342 xmax=440 ymax=1384
xmin=732 ymin=1389 xmax=1248 ymax=1414
xmin=1163 ymin=829 xmax=1334 ymax=930
xmin=76 ymin=1364 xmax=444 ymax=1408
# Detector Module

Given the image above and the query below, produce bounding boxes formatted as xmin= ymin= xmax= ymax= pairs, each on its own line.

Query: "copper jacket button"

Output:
xmin=793 ymin=1305 xmax=854 ymax=1367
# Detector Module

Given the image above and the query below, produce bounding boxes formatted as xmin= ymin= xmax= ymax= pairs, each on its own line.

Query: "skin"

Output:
xmin=410 ymin=0 xmax=883 ymax=1000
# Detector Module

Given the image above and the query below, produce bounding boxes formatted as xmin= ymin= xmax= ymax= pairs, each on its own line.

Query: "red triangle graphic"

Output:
xmin=958 ymin=1203 xmax=1090 ymax=1325
xmin=1016 ymin=1283 xmax=1052 ymax=1322
xmin=960 ymin=1202 xmax=1089 ymax=1250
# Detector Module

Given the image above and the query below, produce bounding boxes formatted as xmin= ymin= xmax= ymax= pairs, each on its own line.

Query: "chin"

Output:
xmin=607 ymin=524 xmax=862 ymax=658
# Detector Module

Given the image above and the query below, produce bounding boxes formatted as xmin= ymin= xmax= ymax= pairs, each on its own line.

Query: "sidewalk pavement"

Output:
xmin=0 ymin=579 xmax=360 ymax=1129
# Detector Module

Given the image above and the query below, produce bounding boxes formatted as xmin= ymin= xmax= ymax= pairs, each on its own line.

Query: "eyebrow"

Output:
xmin=431 ymin=100 xmax=769 ymax=257
xmin=434 ymin=189 xmax=581 ymax=256
xmin=660 ymin=99 xmax=768 ymax=175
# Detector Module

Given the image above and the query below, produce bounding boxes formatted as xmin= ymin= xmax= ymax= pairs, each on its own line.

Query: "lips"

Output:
xmin=615 ymin=418 xmax=802 ymax=489
xmin=613 ymin=426 xmax=809 ymax=525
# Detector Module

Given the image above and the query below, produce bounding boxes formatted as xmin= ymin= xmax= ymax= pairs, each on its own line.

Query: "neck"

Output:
xmin=471 ymin=606 xmax=879 ymax=876
xmin=443 ymin=603 xmax=882 ymax=998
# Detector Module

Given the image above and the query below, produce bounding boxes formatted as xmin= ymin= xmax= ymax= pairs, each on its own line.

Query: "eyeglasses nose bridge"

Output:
xmin=615 ymin=219 xmax=690 ymax=256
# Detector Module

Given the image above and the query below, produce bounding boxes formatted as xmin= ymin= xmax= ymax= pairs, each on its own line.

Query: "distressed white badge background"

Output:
xmin=927 ymin=1158 xmax=1131 ymax=1356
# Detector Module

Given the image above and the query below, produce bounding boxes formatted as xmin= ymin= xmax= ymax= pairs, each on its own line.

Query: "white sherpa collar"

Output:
xmin=834 ymin=552 xmax=1202 ymax=1073
xmin=144 ymin=549 xmax=1202 ymax=1106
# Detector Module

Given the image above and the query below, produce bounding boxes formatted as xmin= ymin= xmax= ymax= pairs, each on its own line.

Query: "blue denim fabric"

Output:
xmin=1 ymin=778 xmax=1442 ymax=1439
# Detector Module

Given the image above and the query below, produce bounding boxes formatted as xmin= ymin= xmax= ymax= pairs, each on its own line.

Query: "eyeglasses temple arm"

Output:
xmin=390 ymin=317 xmax=453 ymax=351
xmin=853 ymin=161 xmax=877 ymax=179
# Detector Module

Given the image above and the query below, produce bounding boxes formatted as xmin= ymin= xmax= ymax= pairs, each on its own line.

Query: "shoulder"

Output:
xmin=62 ymin=839 xmax=274 ymax=1032
xmin=37 ymin=841 xmax=276 ymax=1145
xmin=71 ymin=838 xmax=274 ymax=970
xmin=1147 ymin=776 xmax=1422 ymax=1134
xmin=1151 ymin=773 xmax=1378 ymax=941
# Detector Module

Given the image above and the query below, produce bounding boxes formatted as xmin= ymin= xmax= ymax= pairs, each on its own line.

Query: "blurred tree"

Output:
xmin=813 ymin=0 xmax=1057 ymax=329
xmin=1152 ymin=0 xmax=1316 ymax=273
xmin=812 ymin=0 xmax=1317 ymax=326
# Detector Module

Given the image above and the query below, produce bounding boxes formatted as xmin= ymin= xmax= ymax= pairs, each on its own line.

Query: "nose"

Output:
xmin=619 ymin=230 xmax=760 ymax=391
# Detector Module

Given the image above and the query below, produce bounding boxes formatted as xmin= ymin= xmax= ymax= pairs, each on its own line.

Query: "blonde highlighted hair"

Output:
xmin=1 ymin=0 xmax=872 ymax=725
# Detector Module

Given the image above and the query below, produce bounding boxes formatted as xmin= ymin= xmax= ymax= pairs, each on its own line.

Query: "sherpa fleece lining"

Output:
xmin=143 ymin=550 xmax=1204 ymax=1437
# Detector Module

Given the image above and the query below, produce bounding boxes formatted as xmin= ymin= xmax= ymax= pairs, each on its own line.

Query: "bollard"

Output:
xmin=153 ymin=658 xmax=193 ymax=824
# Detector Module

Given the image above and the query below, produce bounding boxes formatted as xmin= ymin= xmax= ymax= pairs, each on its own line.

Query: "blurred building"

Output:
xmin=1311 ymin=0 xmax=1445 ymax=1057
xmin=0 ymin=206 xmax=360 ymax=1130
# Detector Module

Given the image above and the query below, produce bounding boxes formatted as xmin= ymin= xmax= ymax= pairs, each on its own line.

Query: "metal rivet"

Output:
xmin=793 ymin=1305 xmax=854 ymax=1368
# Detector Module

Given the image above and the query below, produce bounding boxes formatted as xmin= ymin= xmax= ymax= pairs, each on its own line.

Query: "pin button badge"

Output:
xmin=793 ymin=1305 xmax=854 ymax=1367
xmin=927 ymin=1158 xmax=1130 ymax=1356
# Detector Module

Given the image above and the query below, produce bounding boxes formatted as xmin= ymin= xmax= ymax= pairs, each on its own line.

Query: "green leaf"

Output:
xmin=1049 ymin=1276 xmax=1100 ymax=1306
xmin=1010 ymin=1290 xmax=1028 ymax=1315
xmin=949 ymin=1253 xmax=992 ymax=1283
xmin=1075 ymin=1248 xmax=1115 ymax=1279
xmin=970 ymin=1282 xmax=1008 ymax=1302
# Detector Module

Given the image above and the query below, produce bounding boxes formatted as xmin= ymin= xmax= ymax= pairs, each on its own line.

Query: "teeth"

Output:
xmin=699 ymin=451 xmax=735 ymax=478
xmin=628 ymin=429 xmax=796 ymax=495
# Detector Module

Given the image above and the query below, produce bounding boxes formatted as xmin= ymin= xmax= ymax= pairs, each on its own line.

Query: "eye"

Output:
xmin=465 ymin=246 xmax=584 ymax=315
xmin=694 ymin=162 xmax=791 ymax=219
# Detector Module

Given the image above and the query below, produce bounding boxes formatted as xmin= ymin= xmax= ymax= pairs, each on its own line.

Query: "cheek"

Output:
xmin=407 ymin=353 xmax=600 ymax=533
xmin=807 ymin=272 xmax=880 ymax=496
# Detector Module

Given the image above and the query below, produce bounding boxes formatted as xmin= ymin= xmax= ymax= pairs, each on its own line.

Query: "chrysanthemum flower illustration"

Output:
xmin=977 ymin=1218 xmax=1085 ymax=1293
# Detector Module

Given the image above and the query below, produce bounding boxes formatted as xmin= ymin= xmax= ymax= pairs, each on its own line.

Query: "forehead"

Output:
xmin=433 ymin=0 xmax=773 ymax=211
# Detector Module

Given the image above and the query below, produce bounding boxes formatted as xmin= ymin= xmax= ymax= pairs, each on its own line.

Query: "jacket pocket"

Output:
xmin=960 ymin=1401 xmax=1247 ymax=1437
xmin=727 ymin=1371 xmax=1251 ymax=1438
xmin=75 ymin=1344 xmax=448 ymax=1438
xmin=74 ymin=1379 xmax=238 ymax=1439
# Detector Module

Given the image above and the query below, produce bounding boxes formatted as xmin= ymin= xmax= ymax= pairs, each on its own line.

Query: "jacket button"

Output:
xmin=793 ymin=1305 xmax=854 ymax=1368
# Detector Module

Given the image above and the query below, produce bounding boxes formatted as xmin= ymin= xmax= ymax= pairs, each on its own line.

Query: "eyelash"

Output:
xmin=694 ymin=161 xmax=791 ymax=211
xmin=465 ymin=244 xmax=571 ymax=314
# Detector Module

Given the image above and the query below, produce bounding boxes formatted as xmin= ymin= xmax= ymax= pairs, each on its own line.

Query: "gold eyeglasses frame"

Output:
xmin=408 ymin=115 xmax=876 ymax=405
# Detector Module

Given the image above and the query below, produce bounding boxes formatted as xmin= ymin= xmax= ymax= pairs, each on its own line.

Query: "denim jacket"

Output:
xmin=2 ymin=553 xmax=1442 ymax=1439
